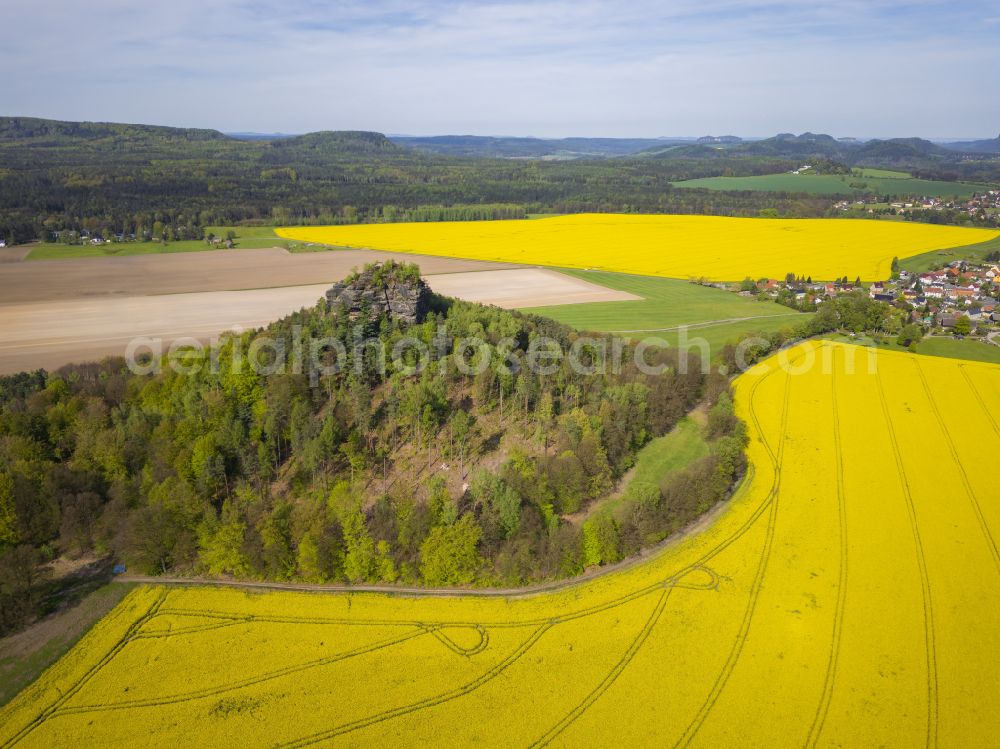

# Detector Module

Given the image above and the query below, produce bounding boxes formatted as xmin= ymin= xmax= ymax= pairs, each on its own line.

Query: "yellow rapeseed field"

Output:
xmin=3 ymin=342 xmax=998 ymax=747
xmin=276 ymin=214 xmax=998 ymax=281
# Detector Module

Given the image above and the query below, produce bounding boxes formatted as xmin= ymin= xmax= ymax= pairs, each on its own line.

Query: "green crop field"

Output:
xmin=854 ymin=168 xmax=912 ymax=178
xmin=650 ymin=314 xmax=811 ymax=357
xmin=830 ymin=334 xmax=1000 ymax=364
xmin=671 ymin=172 xmax=990 ymax=198
xmin=524 ymin=269 xmax=811 ymax=360
xmin=899 ymin=233 xmax=1000 ymax=273
xmin=913 ymin=336 xmax=1000 ymax=363
xmin=523 ymin=270 xmax=801 ymax=331
xmin=24 ymin=226 xmax=287 ymax=261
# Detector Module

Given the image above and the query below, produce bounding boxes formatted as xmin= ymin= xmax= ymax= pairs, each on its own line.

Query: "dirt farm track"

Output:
xmin=0 ymin=248 xmax=636 ymax=374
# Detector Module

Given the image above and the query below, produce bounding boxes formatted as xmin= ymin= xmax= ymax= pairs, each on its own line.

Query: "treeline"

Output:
xmin=321 ymin=203 xmax=528 ymax=226
xmin=29 ymin=205 xmax=528 ymax=245
xmin=0 ymin=263 xmax=744 ymax=633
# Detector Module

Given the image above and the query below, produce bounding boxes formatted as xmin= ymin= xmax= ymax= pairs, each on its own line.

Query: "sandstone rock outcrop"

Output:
xmin=325 ymin=261 xmax=430 ymax=328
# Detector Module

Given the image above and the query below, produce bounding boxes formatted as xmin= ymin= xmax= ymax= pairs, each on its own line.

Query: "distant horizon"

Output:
xmin=4 ymin=114 xmax=997 ymax=144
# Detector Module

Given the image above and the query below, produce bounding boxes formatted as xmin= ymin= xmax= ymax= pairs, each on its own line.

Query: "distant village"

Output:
xmin=720 ymin=256 xmax=1000 ymax=341
xmin=834 ymin=189 xmax=1000 ymax=221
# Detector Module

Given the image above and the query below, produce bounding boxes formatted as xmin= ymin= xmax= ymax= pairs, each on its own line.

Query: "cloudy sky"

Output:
xmin=3 ymin=0 xmax=998 ymax=138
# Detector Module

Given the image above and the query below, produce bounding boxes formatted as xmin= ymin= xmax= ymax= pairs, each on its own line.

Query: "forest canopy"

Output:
xmin=0 ymin=262 xmax=746 ymax=633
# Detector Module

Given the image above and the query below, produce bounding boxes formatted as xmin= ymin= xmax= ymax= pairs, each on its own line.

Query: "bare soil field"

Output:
xmin=0 ymin=285 xmax=333 ymax=373
xmin=0 ymin=247 xmax=522 ymax=304
xmin=426 ymin=268 xmax=639 ymax=307
xmin=0 ymin=268 xmax=635 ymax=374
xmin=0 ymin=246 xmax=32 ymax=263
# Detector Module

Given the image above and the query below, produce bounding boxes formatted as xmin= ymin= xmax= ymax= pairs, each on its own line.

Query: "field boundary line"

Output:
xmin=876 ymin=370 xmax=938 ymax=749
xmin=114 ymin=492 xmax=739 ymax=603
xmin=608 ymin=312 xmax=802 ymax=334
xmin=2 ymin=589 xmax=167 ymax=749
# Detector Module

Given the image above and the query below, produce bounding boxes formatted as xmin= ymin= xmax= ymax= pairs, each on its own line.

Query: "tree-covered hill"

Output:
xmin=2 ymin=117 xmax=996 ymax=245
xmin=0 ymin=116 xmax=231 ymax=146
xmin=638 ymin=130 xmax=999 ymax=179
xmin=0 ymin=117 xmax=843 ymax=244
xmin=0 ymin=262 xmax=746 ymax=633
xmin=939 ymin=134 xmax=1000 ymax=154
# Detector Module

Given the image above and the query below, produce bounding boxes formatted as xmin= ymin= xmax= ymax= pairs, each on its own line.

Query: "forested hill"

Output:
xmin=0 ymin=116 xmax=840 ymax=243
xmin=2 ymin=116 xmax=998 ymax=245
xmin=639 ymin=131 xmax=991 ymax=175
xmin=0 ymin=116 xmax=231 ymax=145
xmin=0 ymin=262 xmax=747 ymax=633
xmin=940 ymin=134 xmax=1000 ymax=154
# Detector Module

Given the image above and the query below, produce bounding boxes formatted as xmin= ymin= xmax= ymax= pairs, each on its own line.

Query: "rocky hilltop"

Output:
xmin=325 ymin=260 xmax=430 ymax=327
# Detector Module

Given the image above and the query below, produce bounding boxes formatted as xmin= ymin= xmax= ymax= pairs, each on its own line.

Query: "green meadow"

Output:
xmin=898 ymin=233 xmax=1000 ymax=273
xmin=830 ymin=333 xmax=1000 ymax=365
xmin=524 ymin=269 xmax=808 ymax=359
xmin=671 ymin=172 xmax=990 ymax=198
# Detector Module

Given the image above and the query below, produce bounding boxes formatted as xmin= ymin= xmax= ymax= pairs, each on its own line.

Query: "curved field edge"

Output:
xmin=898 ymin=232 xmax=1000 ymax=274
xmin=0 ymin=346 xmax=786 ymax=741
xmin=0 ymin=584 xmax=135 ymax=708
xmin=275 ymin=214 xmax=1000 ymax=282
xmin=829 ymin=333 xmax=1000 ymax=365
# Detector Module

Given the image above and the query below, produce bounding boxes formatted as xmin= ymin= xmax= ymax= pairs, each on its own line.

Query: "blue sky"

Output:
xmin=2 ymin=0 xmax=998 ymax=138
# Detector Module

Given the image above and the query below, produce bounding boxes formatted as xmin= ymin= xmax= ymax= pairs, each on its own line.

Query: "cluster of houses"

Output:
xmin=728 ymin=259 xmax=1000 ymax=333
xmin=48 ymin=230 xmax=124 ymax=245
xmin=869 ymin=261 xmax=1000 ymax=328
xmin=834 ymin=190 xmax=1000 ymax=219
xmin=738 ymin=277 xmax=861 ymax=306
xmin=887 ymin=190 xmax=1000 ymax=217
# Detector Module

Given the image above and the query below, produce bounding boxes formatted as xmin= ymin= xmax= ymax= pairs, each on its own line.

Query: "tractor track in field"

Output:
xmin=914 ymin=359 xmax=1000 ymax=576
xmin=608 ymin=312 xmax=802 ymax=334
xmin=876 ymin=373 xmax=939 ymax=749
xmin=672 ymin=352 xmax=793 ymax=748
xmin=806 ymin=347 xmax=850 ymax=748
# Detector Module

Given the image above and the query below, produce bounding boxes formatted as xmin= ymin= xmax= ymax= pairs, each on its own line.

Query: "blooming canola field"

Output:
xmin=276 ymin=214 xmax=999 ymax=282
xmin=3 ymin=341 xmax=998 ymax=748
